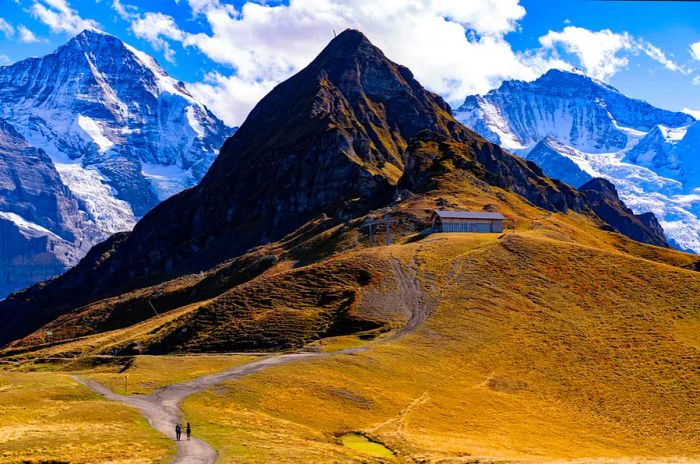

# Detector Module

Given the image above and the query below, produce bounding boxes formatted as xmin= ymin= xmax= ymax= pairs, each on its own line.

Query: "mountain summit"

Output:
xmin=455 ymin=68 xmax=700 ymax=251
xmin=0 ymin=29 xmax=668 ymax=346
xmin=0 ymin=29 xmax=232 ymax=297
xmin=456 ymin=69 xmax=693 ymax=153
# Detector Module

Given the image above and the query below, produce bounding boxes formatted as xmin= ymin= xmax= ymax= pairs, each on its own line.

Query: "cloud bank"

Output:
xmin=130 ymin=0 xmax=569 ymax=126
xmin=29 ymin=0 xmax=688 ymax=128
xmin=30 ymin=0 xmax=100 ymax=34
xmin=540 ymin=26 xmax=689 ymax=81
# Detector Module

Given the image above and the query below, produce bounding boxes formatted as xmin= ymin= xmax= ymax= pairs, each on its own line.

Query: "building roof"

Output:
xmin=433 ymin=210 xmax=506 ymax=220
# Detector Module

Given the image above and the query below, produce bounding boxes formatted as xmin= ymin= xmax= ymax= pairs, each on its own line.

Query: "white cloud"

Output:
xmin=540 ymin=26 xmax=688 ymax=80
xmin=112 ymin=0 xmax=138 ymax=20
xmin=692 ymin=76 xmax=700 ymax=86
xmin=145 ymin=0 xmax=562 ymax=125
xmin=130 ymin=12 xmax=185 ymax=63
xmin=18 ymin=25 xmax=40 ymax=43
xmin=127 ymin=2 xmax=683 ymax=127
xmin=30 ymin=0 xmax=100 ymax=34
xmin=691 ymin=41 xmax=700 ymax=61
xmin=682 ymin=107 xmax=700 ymax=120
xmin=188 ymin=72 xmax=275 ymax=127
xmin=0 ymin=54 xmax=10 ymax=65
xmin=639 ymin=41 xmax=689 ymax=74
xmin=0 ymin=18 xmax=15 ymax=38
xmin=540 ymin=27 xmax=633 ymax=80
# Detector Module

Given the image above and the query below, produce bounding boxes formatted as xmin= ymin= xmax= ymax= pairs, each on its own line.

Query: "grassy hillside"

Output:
xmin=0 ymin=371 xmax=174 ymax=463
xmin=2 ymin=179 xmax=699 ymax=462
xmin=177 ymin=232 xmax=700 ymax=462
xmin=6 ymin=176 xmax=696 ymax=356
xmin=2 ymin=29 xmax=698 ymax=464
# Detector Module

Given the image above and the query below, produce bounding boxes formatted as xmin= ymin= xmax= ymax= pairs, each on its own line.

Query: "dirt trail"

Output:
xmin=76 ymin=257 xmax=435 ymax=464
xmin=74 ymin=353 xmax=322 ymax=464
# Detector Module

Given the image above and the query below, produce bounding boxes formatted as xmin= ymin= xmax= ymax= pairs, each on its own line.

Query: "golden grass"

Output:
xmin=85 ymin=354 xmax=258 ymax=395
xmin=0 ymin=371 xmax=174 ymax=464
xmin=306 ymin=333 xmax=376 ymax=353
xmin=3 ymin=300 xmax=211 ymax=364
xmin=3 ymin=179 xmax=700 ymax=463
xmin=179 ymin=232 xmax=700 ymax=463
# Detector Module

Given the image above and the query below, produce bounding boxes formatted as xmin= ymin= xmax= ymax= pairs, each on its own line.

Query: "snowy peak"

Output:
xmin=456 ymin=69 xmax=694 ymax=153
xmin=527 ymin=137 xmax=593 ymax=188
xmin=624 ymin=123 xmax=689 ymax=173
xmin=0 ymin=31 xmax=233 ymax=298
xmin=533 ymin=68 xmax=621 ymax=93
xmin=456 ymin=69 xmax=700 ymax=253
xmin=56 ymin=29 xmax=197 ymax=118
xmin=0 ymin=30 xmax=232 ymax=213
xmin=68 ymin=29 xmax=199 ymax=104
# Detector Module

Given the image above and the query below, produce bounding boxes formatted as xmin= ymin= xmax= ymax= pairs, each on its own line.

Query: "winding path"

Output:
xmin=74 ymin=353 xmax=324 ymax=463
xmin=75 ymin=257 xmax=435 ymax=463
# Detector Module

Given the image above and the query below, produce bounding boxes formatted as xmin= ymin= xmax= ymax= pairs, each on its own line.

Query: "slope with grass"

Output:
xmin=0 ymin=29 xmax=669 ymax=348
xmin=1 ymin=28 xmax=699 ymax=464
xmin=178 ymin=232 xmax=700 ymax=463
xmin=0 ymin=371 xmax=174 ymax=464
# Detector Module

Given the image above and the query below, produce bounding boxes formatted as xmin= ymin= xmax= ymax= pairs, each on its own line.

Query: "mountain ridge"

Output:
xmin=0 ymin=29 xmax=670 ymax=347
xmin=455 ymin=68 xmax=700 ymax=252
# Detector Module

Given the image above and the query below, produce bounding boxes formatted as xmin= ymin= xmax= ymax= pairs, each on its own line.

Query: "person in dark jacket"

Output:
xmin=186 ymin=422 xmax=192 ymax=441
xmin=175 ymin=422 xmax=182 ymax=441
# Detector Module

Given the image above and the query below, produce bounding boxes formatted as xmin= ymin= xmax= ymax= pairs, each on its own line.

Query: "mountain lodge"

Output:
xmin=432 ymin=210 xmax=506 ymax=233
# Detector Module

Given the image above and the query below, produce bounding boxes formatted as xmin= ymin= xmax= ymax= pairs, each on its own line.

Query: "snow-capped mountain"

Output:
xmin=455 ymin=69 xmax=700 ymax=252
xmin=0 ymin=119 xmax=92 ymax=297
xmin=0 ymin=29 xmax=232 ymax=298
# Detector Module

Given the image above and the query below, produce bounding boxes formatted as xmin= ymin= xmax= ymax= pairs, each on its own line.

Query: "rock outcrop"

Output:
xmin=579 ymin=178 xmax=668 ymax=247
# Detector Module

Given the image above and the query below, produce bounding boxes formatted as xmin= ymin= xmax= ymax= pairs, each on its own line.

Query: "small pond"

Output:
xmin=339 ymin=433 xmax=394 ymax=458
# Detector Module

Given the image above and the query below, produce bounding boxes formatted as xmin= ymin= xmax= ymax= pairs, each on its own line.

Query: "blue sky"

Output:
xmin=1 ymin=0 xmax=700 ymax=125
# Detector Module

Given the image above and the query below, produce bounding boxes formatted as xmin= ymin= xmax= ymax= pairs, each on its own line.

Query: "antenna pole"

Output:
xmin=363 ymin=215 xmax=396 ymax=247
xmin=148 ymin=299 xmax=159 ymax=317
xmin=385 ymin=215 xmax=391 ymax=246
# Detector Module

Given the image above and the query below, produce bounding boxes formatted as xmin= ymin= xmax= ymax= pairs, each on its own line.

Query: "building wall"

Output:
xmin=440 ymin=220 xmax=503 ymax=233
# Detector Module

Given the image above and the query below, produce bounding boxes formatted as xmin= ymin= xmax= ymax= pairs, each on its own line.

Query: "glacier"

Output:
xmin=0 ymin=29 xmax=233 ymax=298
xmin=456 ymin=68 xmax=700 ymax=252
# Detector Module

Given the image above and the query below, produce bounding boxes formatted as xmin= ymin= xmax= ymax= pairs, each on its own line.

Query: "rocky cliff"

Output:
xmin=0 ymin=120 xmax=94 ymax=296
xmin=0 ymin=29 xmax=232 ymax=297
xmin=0 ymin=30 xmax=668 ymax=347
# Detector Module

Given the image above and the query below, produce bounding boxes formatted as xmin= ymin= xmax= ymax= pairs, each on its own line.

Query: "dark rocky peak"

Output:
xmin=208 ymin=29 xmax=456 ymax=187
xmin=526 ymin=138 xmax=593 ymax=188
xmin=302 ymin=29 xmax=452 ymax=120
xmin=579 ymin=177 xmax=621 ymax=202
xmin=0 ymin=30 xmax=672 ymax=348
xmin=0 ymin=118 xmax=26 ymax=147
xmin=579 ymin=177 xmax=668 ymax=247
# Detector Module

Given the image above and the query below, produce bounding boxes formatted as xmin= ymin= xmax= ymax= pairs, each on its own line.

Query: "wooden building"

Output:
xmin=431 ymin=210 xmax=505 ymax=233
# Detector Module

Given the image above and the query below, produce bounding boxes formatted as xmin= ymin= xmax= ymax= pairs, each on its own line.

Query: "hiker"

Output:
xmin=186 ymin=422 xmax=192 ymax=441
xmin=175 ymin=422 xmax=182 ymax=441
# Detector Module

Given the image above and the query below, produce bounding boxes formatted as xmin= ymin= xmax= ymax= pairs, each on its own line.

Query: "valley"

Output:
xmin=2 ymin=227 xmax=699 ymax=463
